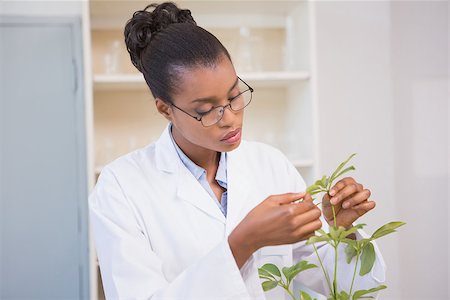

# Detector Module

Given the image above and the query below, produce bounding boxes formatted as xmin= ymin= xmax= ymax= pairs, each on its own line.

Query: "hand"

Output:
xmin=322 ymin=177 xmax=376 ymax=229
xmin=229 ymin=192 xmax=322 ymax=267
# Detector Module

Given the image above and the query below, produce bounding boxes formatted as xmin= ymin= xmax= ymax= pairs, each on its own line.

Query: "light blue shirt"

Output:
xmin=169 ymin=124 xmax=228 ymax=217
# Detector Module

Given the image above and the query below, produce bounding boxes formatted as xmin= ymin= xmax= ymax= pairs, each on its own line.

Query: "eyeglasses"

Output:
xmin=170 ymin=76 xmax=253 ymax=127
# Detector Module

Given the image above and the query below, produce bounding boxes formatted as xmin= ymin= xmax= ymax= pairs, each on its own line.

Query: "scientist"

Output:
xmin=89 ymin=2 xmax=385 ymax=299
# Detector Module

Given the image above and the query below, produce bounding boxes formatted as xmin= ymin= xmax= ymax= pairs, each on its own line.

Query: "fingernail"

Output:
xmin=329 ymin=190 xmax=335 ymax=196
xmin=343 ymin=202 xmax=349 ymax=209
xmin=330 ymin=197 xmax=336 ymax=205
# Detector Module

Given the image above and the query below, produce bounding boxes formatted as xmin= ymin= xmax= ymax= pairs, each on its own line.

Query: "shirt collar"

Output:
xmin=168 ymin=123 xmax=227 ymax=185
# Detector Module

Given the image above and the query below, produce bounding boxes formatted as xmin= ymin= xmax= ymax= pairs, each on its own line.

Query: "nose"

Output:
xmin=217 ymin=104 xmax=235 ymax=127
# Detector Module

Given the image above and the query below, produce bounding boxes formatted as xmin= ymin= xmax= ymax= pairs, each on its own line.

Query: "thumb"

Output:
xmin=272 ymin=192 xmax=306 ymax=205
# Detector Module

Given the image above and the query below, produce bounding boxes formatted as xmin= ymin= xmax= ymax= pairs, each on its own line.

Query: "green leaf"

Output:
xmin=282 ymin=266 xmax=290 ymax=280
xmin=306 ymin=184 xmax=321 ymax=193
xmin=342 ymin=224 xmax=366 ymax=239
xmin=314 ymin=175 xmax=328 ymax=188
xmin=289 ymin=261 xmax=318 ymax=281
xmin=333 ymin=166 xmax=356 ymax=182
xmin=317 ymin=229 xmax=328 ymax=236
xmin=371 ymin=221 xmax=406 ymax=240
xmin=306 ymin=184 xmax=327 ymax=196
xmin=300 ymin=290 xmax=313 ymax=300
xmin=352 ymin=285 xmax=387 ymax=299
xmin=330 ymin=153 xmax=357 ymax=182
xmin=261 ymin=280 xmax=278 ymax=292
xmin=309 ymin=189 xmax=325 ymax=196
xmin=320 ymin=175 xmax=330 ymax=188
xmin=307 ymin=234 xmax=331 ymax=245
xmin=338 ymin=290 xmax=350 ymax=300
xmin=306 ymin=184 xmax=326 ymax=196
xmin=359 ymin=242 xmax=376 ymax=276
xmin=345 ymin=243 xmax=358 ymax=264
xmin=282 ymin=261 xmax=318 ymax=284
xmin=329 ymin=226 xmax=346 ymax=242
xmin=261 ymin=263 xmax=281 ymax=277
xmin=258 ymin=268 xmax=275 ymax=280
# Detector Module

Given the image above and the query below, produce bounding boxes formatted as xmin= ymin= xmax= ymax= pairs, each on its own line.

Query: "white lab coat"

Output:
xmin=89 ymin=125 xmax=386 ymax=300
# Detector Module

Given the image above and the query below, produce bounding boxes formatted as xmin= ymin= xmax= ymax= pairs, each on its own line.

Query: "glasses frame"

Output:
xmin=169 ymin=76 xmax=254 ymax=127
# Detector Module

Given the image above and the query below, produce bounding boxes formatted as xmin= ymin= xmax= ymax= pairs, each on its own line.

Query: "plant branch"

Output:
xmin=333 ymin=242 xmax=339 ymax=298
xmin=331 ymin=205 xmax=337 ymax=228
xmin=313 ymin=243 xmax=333 ymax=296
xmin=349 ymin=249 xmax=360 ymax=296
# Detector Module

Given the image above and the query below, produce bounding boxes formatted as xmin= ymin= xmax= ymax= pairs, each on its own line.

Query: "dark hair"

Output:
xmin=124 ymin=2 xmax=231 ymax=103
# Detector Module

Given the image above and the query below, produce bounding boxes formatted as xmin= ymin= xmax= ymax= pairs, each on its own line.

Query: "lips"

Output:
xmin=221 ymin=128 xmax=241 ymax=141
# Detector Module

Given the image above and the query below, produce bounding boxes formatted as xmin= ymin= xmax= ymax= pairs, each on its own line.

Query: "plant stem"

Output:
xmin=349 ymin=249 xmax=360 ymax=296
xmin=331 ymin=205 xmax=337 ymax=228
xmin=333 ymin=243 xmax=339 ymax=299
xmin=284 ymin=286 xmax=296 ymax=300
xmin=331 ymin=203 xmax=338 ymax=299
xmin=313 ymin=243 xmax=333 ymax=296
xmin=278 ymin=278 xmax=296 ymax=300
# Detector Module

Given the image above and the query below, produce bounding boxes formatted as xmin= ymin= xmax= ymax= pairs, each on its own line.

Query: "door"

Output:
xmin=0 ymin=16 xmax=89 ymax=299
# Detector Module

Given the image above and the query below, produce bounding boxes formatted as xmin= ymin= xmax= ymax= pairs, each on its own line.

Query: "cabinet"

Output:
xmin=84 ymin=1 xmax=319 ymax=299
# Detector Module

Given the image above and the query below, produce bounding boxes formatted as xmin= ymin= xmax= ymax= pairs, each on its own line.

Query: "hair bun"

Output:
xmin=124 ymin=2 xmax=196 ymax=73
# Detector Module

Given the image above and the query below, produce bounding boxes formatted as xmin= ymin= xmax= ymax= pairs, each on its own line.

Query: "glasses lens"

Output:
xmin=201 ymin=107 xmax=223 ymax=127
xmin=230 ymin=80 xmax=252 ymax=111
xmin=201 ymin=78 xmax=253 ymax=127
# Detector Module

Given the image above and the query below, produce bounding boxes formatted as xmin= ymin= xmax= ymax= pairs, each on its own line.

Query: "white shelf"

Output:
xmin=93 ymin=74 xmax=147 ymax=91
xmin=93 ymin=71 xmax=310 ymax=91
xmin=90 ymin=0 xmax=304 ymax=29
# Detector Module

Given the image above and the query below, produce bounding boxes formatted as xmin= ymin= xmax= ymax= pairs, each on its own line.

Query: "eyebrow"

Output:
xmin=190 ymin=77 xmax=239 ymax=104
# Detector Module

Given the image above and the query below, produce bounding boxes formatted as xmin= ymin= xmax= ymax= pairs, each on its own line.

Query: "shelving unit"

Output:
xmin=93 ymin=71 xmax=311 ymax=91
xmin=84 ymin=1 xmax=319 ymax=299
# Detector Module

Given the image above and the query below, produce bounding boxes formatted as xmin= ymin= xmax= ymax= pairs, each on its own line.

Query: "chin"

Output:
xmin=219 ymin=138 xmax=242 ymax=152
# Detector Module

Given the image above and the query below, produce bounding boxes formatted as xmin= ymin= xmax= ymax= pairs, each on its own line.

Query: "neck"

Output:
xmin=171 ymin=125 xmax=220 ymax=172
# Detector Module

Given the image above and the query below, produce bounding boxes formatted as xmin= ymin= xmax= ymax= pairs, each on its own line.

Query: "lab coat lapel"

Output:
xmin=175 ymin=167 xmax=226 ymax=224
xmin=155 ymin=125 xmax=226 ymax=224
xmin=226 ymin=145 xmax=252 ymax=235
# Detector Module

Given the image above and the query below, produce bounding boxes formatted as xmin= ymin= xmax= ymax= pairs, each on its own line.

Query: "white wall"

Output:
xmin=390 ymin=2 xmax=448 ymax=299
xmin=313 ymin=1 xmax=448 ymax=299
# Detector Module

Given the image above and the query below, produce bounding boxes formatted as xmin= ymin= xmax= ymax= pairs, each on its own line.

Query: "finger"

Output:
xmin=321 ymin=202 xmax=341 ymax=223
xmin=293 ymin=219 xmax=323 ymax=240
xmin=322 ymin=192 xmax=331 ymax=207
xmin=291 ymin=206 xmax=322 ymax=226
xmin=329 ymin=177 xmax=357 ymax=197
xmin=271 ymin=192 xmax=306 ymax=205
xmin=352 ymin=200 xmax=376 ymax=214
xmin=329 ymin=183 xmax=360 ymax=205
xmin=303 ymin=192 xmax=313 ymax=203
xmin=341 ymin=189 xmax=371 ymax=209
xmin=284 ymin=200 xmax=316 ymax=216
xmin=292 ymin=192 xmax=314 ymax=205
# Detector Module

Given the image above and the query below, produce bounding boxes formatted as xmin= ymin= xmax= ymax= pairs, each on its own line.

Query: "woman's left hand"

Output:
xmin=322 ymin=177 xmax=376 ymax=229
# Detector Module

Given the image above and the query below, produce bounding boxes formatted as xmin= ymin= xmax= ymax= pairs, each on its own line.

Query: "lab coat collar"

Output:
xmin=155 ymin=124 xmax=226 ymax=224
xmin=226 ymin=145 xmax=251 ymax=235
xmin=155 ymin=124 xmax=180 ymax=173
xmin=154 ymin=124 xmax=251 ymax=229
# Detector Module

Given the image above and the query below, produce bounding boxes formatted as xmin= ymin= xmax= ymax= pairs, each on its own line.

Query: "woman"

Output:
xmin=89 ymin=2 xmax=386 ymax=299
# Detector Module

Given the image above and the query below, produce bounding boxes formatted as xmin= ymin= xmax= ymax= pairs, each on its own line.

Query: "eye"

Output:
xmin=195 ymin=108 xmax=213 ymax=116
xmin=229 ymin=91 xmax=243 ymax=101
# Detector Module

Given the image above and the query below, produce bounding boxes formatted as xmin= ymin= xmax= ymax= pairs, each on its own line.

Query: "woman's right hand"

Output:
xmin=228 ymin=192 xmax=322 ymax=268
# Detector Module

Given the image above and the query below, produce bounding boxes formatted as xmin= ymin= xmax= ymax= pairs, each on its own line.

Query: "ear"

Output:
xmin=155 ymin=98 xmax=173 ymax=121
